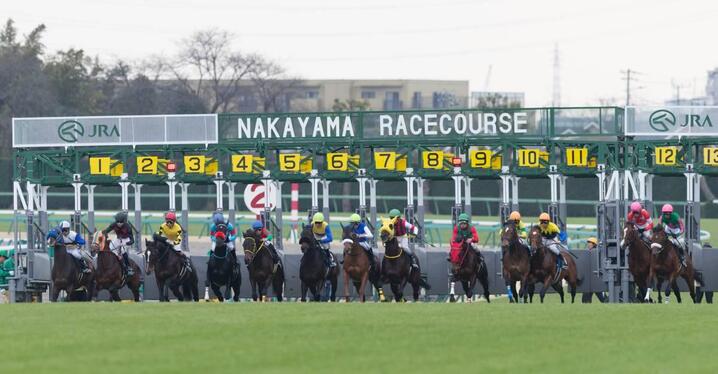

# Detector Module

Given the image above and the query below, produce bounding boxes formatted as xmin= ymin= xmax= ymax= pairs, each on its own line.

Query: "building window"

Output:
xmin=305 ymin=90 xmax=319 ymax=99
xmin=412 ymin=92 xmax=422 ymax=109
xmin=384 ymin=91 xmax=402 ymax=110
xmin=361 ymin=91 xmax=376 ymax=99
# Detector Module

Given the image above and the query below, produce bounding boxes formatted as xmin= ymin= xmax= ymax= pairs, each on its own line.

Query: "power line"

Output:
xmin=620 ymin=69 xmax=641 ymax=106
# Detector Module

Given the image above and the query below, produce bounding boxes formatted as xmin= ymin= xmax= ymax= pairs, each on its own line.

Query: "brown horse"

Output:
xmin=379 ymin=218 xmax=431 ymax=302
xmin=92 ymin=232 xmax=141 ymax=302
xmin=501 ymin=221 xmax=531 ymax=303
xmin=49 ymin=235 xmax=95 ymax=302
xmin=341 ymin=225 xmax=384 ymax=302
xmin=242 ymin=230 xmax=284 ymax=302
xmin=299 ymin=227 xmax=339 ymax=302
xmin=645 ymin=224 xmax=702 ymax=303
xmin=528 ymin=225 xmax=580 ymax=303
xmin=449 ymin=240 xmax=490 ymax=303
xmin=622 ymin=222 xmax=652 ymax=303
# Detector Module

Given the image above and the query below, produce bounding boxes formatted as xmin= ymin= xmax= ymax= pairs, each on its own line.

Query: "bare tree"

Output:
xmin=170 ymin=29 xmax=259 ymax=113
xmin=250 ymin=58 xmax=301 ymax=112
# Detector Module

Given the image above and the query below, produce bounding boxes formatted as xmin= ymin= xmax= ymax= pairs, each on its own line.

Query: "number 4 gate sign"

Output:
xmin=244 ymin=183 xmax=277 ymax=216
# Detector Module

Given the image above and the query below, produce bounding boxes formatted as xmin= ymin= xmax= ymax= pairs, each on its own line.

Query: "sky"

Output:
xmin=4 ymin=0 xmax=718 ymax=106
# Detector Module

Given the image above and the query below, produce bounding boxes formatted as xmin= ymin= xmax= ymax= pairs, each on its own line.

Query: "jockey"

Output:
xmin=250 ymin=220 xmax=281 ymax=269
xmin=311 ymin=213 xmax=336 ymax=268
xmin=388 ymin=208 xmax=420 ymax=269
xmin=660 ymin=204 xmax=687 ymax=267
xmin=626 ymin=201 xmax=653 ymax=241
xmin=102 ymin=211 xmax=135 ymax=276
xmin=210 ymin=211 xmax=237 ymax=254
xmin=586 ymin=237 xmax=598 ymax=251
xmin=0 ymin=250 xmax=14 ymax=290
xmin=157 ymin=211 xmax=191 ymax=268
xmin=348 ymin=213 xmax=376 ymax=269
xmin=450 ymin=213 xmax=480 ymax=256
xmin=49 ymin=221 xmax=91 ymax=273
xmin=507 ymin=211 xmax=530 ymax=254
xmin=538 ymin=212 xmax=568 ymax=270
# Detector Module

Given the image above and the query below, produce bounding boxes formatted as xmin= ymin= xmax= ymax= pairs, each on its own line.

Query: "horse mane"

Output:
xmin=653 ymin=223 xmax=664 ymax=233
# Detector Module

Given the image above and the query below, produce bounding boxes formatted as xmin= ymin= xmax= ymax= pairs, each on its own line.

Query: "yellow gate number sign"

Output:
xmin=184 ymin=155 xmax=206 ymax=174
xmin=90 ymin=157 xmax=111 ymax=175
xmin=280 ymin=153 xmax=302 ymax=172
xmin=655 ymin=146 xmax=678 ymax=166
xmin=374 ymin=152 xmax=396 ymax=170
xmin=232 ymin=154 xmax=253 ymax=173
xmin=136 ymin=156 xmax=158 ymax=174
xmin=469 ymin=150 xmax=492 ymax=168
xmin=566 ymin=147 xmax=588 ymax=167
xmin=517 ymin=149 xmax=542 ymax=168
xmin=704 ymin=147 xmax=718 ymax=166
xmin=327 ymin=153 xmax=349 ymax=171
xmin=422 ymin=151 xmax=444 ymax=169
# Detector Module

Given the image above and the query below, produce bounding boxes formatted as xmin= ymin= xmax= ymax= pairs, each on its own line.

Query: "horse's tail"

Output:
xmin=418 ymin=275 xmax=431 ymax=290
xmin=694 ymin=269 xmax=705 ymax=287
xmin=576 ymin=276 xmax=584 ymax=287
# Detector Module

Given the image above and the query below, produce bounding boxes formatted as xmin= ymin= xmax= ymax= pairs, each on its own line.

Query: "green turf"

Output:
xmin=0 ymin=303 xmax=714 ymax=373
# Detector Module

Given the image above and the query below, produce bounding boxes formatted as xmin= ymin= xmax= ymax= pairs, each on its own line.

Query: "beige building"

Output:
xmin=236 ymin=79 xmax=469 ymax=112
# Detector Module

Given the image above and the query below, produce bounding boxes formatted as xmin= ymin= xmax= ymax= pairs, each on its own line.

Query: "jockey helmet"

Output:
xmin=509 ymin=211 xmax=521 ymax=221
xmin=587 ymin=237 xmax=598 ymax=246
xmin=114 ymin=211 xmax=128 ymax=224
xmin=252 ymin=220 xmax=264 ymax=230
xmin=349 ymin=213 xmax=361 ymax=223
xmin=458 ymin=213 xmax=470 ymax=223
xmin=165 ymin=211 xmax=177 ymax=222
xmin=630 ymin=201 xmax=642 ymax=213
xmin=60 ymin=221 xmax=71 ymax=230
xmin=661 ymin=204 xmax=674 ymax=214
xmin=212 ymin=211 xmax=224 ymax=225
xmin=389 ymin=209 xmax=401 ymax=218
xmin=312 ymin=212 xmax=325 ymax=223
xmin=539 ymin=212 xmax=551 ymax=222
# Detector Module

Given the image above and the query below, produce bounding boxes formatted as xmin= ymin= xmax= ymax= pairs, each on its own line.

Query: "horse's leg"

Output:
xmin=511 ymin=280 xmax=520 ymax=304
xmin=50 ymin=284 xmax=61 ymax=302
xmin=540 ymin=277 xmax=552 ymax=303
xmin=250 ymin=277 xmax=258 ymax=301
xmin=551 ymin=283 xmax=565 ymax=304
xmin=110 ymin=289 xmax=122 ymax=302
xmin=645 ymin=268 xmax=656 ymax=302
xmin=211 ymin=283 xmax=224 ymax=302
xmin=684 ymin=268 xmax=697 ymax=303
xmin=223 ymin=278 xmax=233 ymax=301
xmin=330 ymin=271 xmax=338 ymax=302
xmin=301 ymin=281 xmax=309 ymax=302
xmin=390 ymin=281 xmax=401 ymax=302
xmin=273 ymin=269 xmax=284 ymax=302
xmin=479 ymin=271 xmax=490 ymax=303
xmin=412 ymin=277 xmax=421 ymax=302
xmin=656 ymin=278 xmax=663 ymax=304
xmin=359 ymin=271 xmax=369 ymax=303
xmin=528 ymin=283 xmax=535 ymax=303
xmin=343 ymin=269 xmax=351 ymax=303
xmin=462 ymin=280 xmax=472 ymax=301
xmin=671 ymin=279 xmax=682 ymax=304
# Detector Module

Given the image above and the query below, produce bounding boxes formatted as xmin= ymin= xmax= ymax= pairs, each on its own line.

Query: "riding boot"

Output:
xmin=79 ymin=258 xmax=91 ymax=273
xmin=556 ymin=253 xmax=566 ymax=270
xmin=324 ymin=249 xmax=335 ymax=268
xmin=270 ymin=247 xmax=281 ymax=273
xmin=122 ymin=252 xmax=134 ymax=276
xmin=678 ymin=246 xmax=687 ymax=268
xmin=410 ymin=253 xmax=419 ymax=269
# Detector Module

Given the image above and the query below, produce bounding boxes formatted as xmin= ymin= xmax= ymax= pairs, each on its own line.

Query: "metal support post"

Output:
xmin=684 ymin=164 xmax=701 ymax=251
xmin=26 ymin=182 xmax=36 ymax=251
xmin=274 ymin=181 xmax=284 ymax=252
xmin=38 ymin=185 xmax=49 ymax=236
xmin=356 ymin=169 xmax=368 ymax=220
xmin=72 ymin=180 xmax=83 ymax=238
xmin=132 ymin=184 xmax=143 ymax=253
xmin=119 ymin=175 xmax=130 ymax=212
xmin=416 ymin=177 xmax=425 ymax=245
xmin=404 ymin=168 xmax=416 ymax=252
xmin=309 ymin=170 xmax=320 ymax=224
xmin=86 ymin=185 xmax=96 ymax=243
xmin=499 ymin=167 xmax=511 ymax=224
xmin=214 ymin=177 xmax=225 ymax=212
xmin=451 ymin=168 xmax=463 ymax=226
xmin=227 ymin=182 xmax=237 ymax=229
xmin=166 ymin=173 xmax=177 ymax=211
xmin=369 ymin=178 xmax=378 ymax=247
xmin=321 ymin=179 xmax=331 ymax=223
xmin=179 ymin=183 xmax=190 ymax=251
xmin=463 ymin=176 xmax=473 ymax=219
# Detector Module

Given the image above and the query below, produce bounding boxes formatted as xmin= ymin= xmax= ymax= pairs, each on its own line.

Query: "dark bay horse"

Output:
xmin=379 ymin=218 xmax=431 ymax=302
xmin=501 ymin=221 xmax=531 ymax=303
xmin=206 ymin=236 xmax=241 ymax=302
xmin=622 ymin=222 xmax=652 ymax=303
xmin=449 ymin=240 xmax=490 ymax=303
xmin=528 ymin=225 xmax=580 ymax=303
xmin=299 ymin=228 xmax=339 ymax=302
xmin=50 ymin=240 xmax=95 ymax=302
xmin=645 ymin=224 xmax=702 ymax=303
xmin=93 ymin=232 xmax=141 ymax=302
xmin=341 ymin=225 xmax=384 ymax=302
xmin=242 ymin=230 xmax=284 ymax=302
xmin=145 ymin=234 xmax=199 ymax=302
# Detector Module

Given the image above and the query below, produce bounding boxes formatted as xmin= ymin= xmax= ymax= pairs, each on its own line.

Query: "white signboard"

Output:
xmin=243 ymin=183 xmax=277 ymax=215
xmin=625 ymin=106 xmax=718 ymax=136
xmin=12 ymin=114 xmax=218 ymax=148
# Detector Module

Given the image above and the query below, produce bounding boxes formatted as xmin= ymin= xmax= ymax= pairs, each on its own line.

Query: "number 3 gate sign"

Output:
xmin=244 ymin=183 xmax=277 ymax=215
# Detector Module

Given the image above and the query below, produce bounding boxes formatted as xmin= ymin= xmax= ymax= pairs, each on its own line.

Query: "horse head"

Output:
xmin=379 ymin=217 xmax=395 ymax=243
xmin=501 ymin=221 xmax=518 ymax=248
xmin=650 ymin=224 xmax=668 ymax=255
xmin=528 ymin=225 xmax=543 ymax=252
xmin=144 ymin=234 xmax=168 ymax=275
xmin=242 ymin=230 xmax=261 ymax=265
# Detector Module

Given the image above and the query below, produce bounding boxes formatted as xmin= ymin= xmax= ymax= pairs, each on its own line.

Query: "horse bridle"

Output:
xmin=243 ymin=236 xmax=265 ymax=264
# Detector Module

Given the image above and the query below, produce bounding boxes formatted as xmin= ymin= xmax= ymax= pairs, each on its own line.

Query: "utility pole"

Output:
xmin=621 ymin=69 xmax=639 ymax=106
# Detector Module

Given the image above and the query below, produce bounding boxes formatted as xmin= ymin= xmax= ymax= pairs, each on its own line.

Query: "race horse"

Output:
xmin=206 ymin=235 xmax=241 ymax=302
xmin=501 ymin=221 xmax=531 ymax=303
xmin=645 ymin=224 xmax=703 ymax=303
xmin=449 ymin=239 xmax=490 ymax=303
xmin=144 ymin=234 xmax=199 ymax=302
xmin=242 ymin=230 xmax=284 ymax=302
xmin=379 ymin=218 xmax=431 ymax=302
xmin=50 ymin=237 xmax=95 ymax=302
xmin=340 ymin=225 xmax=384 ymax=302
xmin=527 ymin=225 xmax=581 ymax=303
xmin=92 ymin=232 xmax=141 ymax=302
xmin=299 ymin=227 xmax=339 ymax=302
xmin=622 ymin=222 xmax=652 ymax=303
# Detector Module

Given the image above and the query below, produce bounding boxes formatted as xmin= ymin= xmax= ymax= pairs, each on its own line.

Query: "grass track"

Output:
xmin=1 ymin=303 xmax=715 ymax=373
